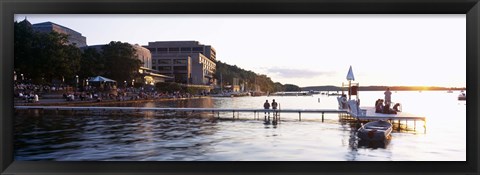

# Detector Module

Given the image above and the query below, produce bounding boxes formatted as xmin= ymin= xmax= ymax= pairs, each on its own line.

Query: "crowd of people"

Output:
xmin=14 ymin=82 xmax=205 ymax=104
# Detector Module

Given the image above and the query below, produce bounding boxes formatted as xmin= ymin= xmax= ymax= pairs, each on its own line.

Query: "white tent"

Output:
xmin=88 ymin=76 xmax=116 ymax=82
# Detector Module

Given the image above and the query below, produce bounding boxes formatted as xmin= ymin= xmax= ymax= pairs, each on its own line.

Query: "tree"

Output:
xmin=79 ymin=47 xmax=105 ymax=79
xmin=14 ymin=20 xmax=82 ymax=84
xmin=274 ymin=82 xmax=285 ymax=92
xmin=284 ymin=84 xmax=301 ymax=91
xmin=101 ymin=41 xmax=142 ymax=82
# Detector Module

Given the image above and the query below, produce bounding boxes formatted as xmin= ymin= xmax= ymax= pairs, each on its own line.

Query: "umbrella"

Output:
xmin=88 ymin=76 xmax=116 ymax=82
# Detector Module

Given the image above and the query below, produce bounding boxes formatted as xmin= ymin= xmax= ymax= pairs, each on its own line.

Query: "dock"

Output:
xmin=350 ymin=106 xmax=426 ymax=132
xmin=14 ymin=105 xmax=426 ymax=132
xmin=14 ymin=106 xmax=349 ymax=122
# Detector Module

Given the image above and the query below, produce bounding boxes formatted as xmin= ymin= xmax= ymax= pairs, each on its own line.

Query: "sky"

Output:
xmin=15 ymin=14 xmax=466 ymax=88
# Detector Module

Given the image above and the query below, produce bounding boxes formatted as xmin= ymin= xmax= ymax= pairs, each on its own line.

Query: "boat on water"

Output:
xmin=458 ymin=93 xmax=466 ymax=101
xmin=357 ymin=120 xmax=393 ymax=141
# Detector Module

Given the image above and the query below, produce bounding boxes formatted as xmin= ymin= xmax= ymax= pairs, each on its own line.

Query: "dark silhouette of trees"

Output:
xmin=214 ymin=61 xmax=300 ymax=92
xmin=14 ymin=20 xmax=81 ymax=84
xmin=102 ymin=41 xmax=142 ymax=83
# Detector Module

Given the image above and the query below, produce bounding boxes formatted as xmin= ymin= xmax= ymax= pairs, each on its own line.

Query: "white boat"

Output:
xmin=458 ymin=93 xmax=466 ymax=101
xmin=357 ymin=120 xmax=392 ymax=141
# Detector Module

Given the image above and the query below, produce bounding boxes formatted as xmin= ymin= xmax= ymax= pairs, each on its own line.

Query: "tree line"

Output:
xmin=214 ymin=61 xmax=301 ymax=92
xmin=14 ymin=20 xmax=141 ymax=86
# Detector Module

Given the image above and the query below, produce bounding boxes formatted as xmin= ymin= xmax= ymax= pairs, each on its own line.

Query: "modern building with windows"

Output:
xmin=32 ymin=21 xmax=87 ymax=47
xmin=145 ymin=41 xmax=216 ymax=86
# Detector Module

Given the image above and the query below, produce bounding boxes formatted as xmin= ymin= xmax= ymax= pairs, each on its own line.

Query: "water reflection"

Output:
xmin=15 ymin=112 xmax=220 ymax=161
xmin=15 ymin=91 xmax=466 ymax=161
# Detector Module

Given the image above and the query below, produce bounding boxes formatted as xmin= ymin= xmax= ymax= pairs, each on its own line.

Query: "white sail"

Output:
xmin=346 ymin=65 xmax=355 ymax=81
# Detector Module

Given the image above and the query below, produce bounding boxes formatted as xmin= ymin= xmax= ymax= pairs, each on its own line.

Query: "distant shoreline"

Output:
xmin=302 ymin=86 xmax=466 ymax=92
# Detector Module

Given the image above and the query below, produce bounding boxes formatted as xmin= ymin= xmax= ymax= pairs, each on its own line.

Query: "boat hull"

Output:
xmin=357 ymin=121 xmax=393 ymax=141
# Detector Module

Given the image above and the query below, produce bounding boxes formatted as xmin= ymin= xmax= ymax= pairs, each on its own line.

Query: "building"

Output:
xmin=145 ymin=41 xmax=216 ymax=86
xmin=32 ymin=21 xmax=87 ymax=47
xmin=83 ymin=43 xmax=171 ymax=85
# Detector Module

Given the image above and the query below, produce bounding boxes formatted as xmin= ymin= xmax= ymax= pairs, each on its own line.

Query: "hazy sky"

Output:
xmin=15 ymin=14 xmax=466 ymax=87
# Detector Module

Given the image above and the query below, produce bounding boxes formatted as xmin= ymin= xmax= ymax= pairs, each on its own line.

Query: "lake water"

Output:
xmin=14 ymin=91 xmax=466 ymax=161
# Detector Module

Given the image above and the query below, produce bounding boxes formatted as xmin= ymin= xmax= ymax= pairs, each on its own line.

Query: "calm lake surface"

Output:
xmin=14 ymin=91 xmax=466 ymax=161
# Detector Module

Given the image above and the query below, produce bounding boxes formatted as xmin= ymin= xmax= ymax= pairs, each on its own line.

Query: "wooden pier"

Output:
xmin=14 ymin=105 xmax=426 ymax=132
xmin=14 ymin=106 xmax=349 ymax=122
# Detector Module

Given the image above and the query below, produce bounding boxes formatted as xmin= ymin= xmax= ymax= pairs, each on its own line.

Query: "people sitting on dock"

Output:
xmin=375 ymin=99 xmax=384 ymax=113
xmin=383 ymin=103 xmax=397 ymax=114
xmin=393 ymin=103 xmax=401 ymax=112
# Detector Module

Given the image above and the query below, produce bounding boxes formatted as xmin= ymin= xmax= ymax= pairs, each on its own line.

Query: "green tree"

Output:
xmin=79 ymin=47 xmax=105 ymax=79
xmin=274 ymin=82 xmax=285 ymax=92
xmin=102 ymin=41 xmax=142 ymax=82
xmin=214 ymin=60 xmax=295 ymax=93
xmin=14 ymin=20 xmax=35 ymax=79
xmin=284 ymin=84 xmax=301 ymax=91
xmin=14 ymin=20 xmax=81 ymax=84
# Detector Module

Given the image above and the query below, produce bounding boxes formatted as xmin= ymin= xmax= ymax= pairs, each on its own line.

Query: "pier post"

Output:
xmin=406 ymin=120 xmax=408 ymax=130
xmin=424 ymin=119 xmax=427 ymax=134
xmin=414 ymin=120 xmax=416 ymax=131
xmin=322 ymin=112 xmax=324 ymax=123
xmin=299 ymin=112 xmax=301 ymax=121
xmin=398 ymin=120 xmax=401 ymax=131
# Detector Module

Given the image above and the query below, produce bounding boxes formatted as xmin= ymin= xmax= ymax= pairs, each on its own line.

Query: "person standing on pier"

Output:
xmin=384 ymin=87 xmax=392 ymax=106
xmin=263 ymin=100 xmax=271 ymax=119
xmin=271 ymin=99 xmax=278 ymax=117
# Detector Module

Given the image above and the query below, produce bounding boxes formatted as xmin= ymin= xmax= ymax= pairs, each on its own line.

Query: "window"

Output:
xmin=174 ymin=66 xmax=187 ymax=70
xmin=158 ymin=48 xmax=168 ymax=53
xmin=158 ymin=59 xmax=171 ymax=64
xmin=181 ymin=47 xmax=191 ymax=52
xmin=192 ymin=47 xmax=203 ymax=52
xmin=169 ymin=48 xmax=179 ymax=53
xmin=174 ymin=59 xmax=187 ymax=64
xmin=148 ymin=48 xmax=156 ymax=53
xmin=152 ymin=59 xmax=156 ymax=64
xmin=158 ymin=66 xmax=172 ymax=71
xmin=152 ymin=66 xmax=157 ymax=70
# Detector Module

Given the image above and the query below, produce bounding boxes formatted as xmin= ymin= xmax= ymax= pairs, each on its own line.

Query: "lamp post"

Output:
xmin=21 ymin=74 xmax=24 ymax=82
xmin=124 ymin=81 xmax=127 ymax=88
xmin=132 ymin=79 xmax=135 ymax=87
xmin=75 ymin=75 xmax=79 ymax=91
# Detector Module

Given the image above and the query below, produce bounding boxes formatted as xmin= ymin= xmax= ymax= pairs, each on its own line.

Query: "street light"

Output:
xmin=21 ymin=74 xmax=24 ymax=81
xmin=132 ymin=79 xmax=135 ymax=86
xmin=75 ymin=75 xmax=79 ymax=91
